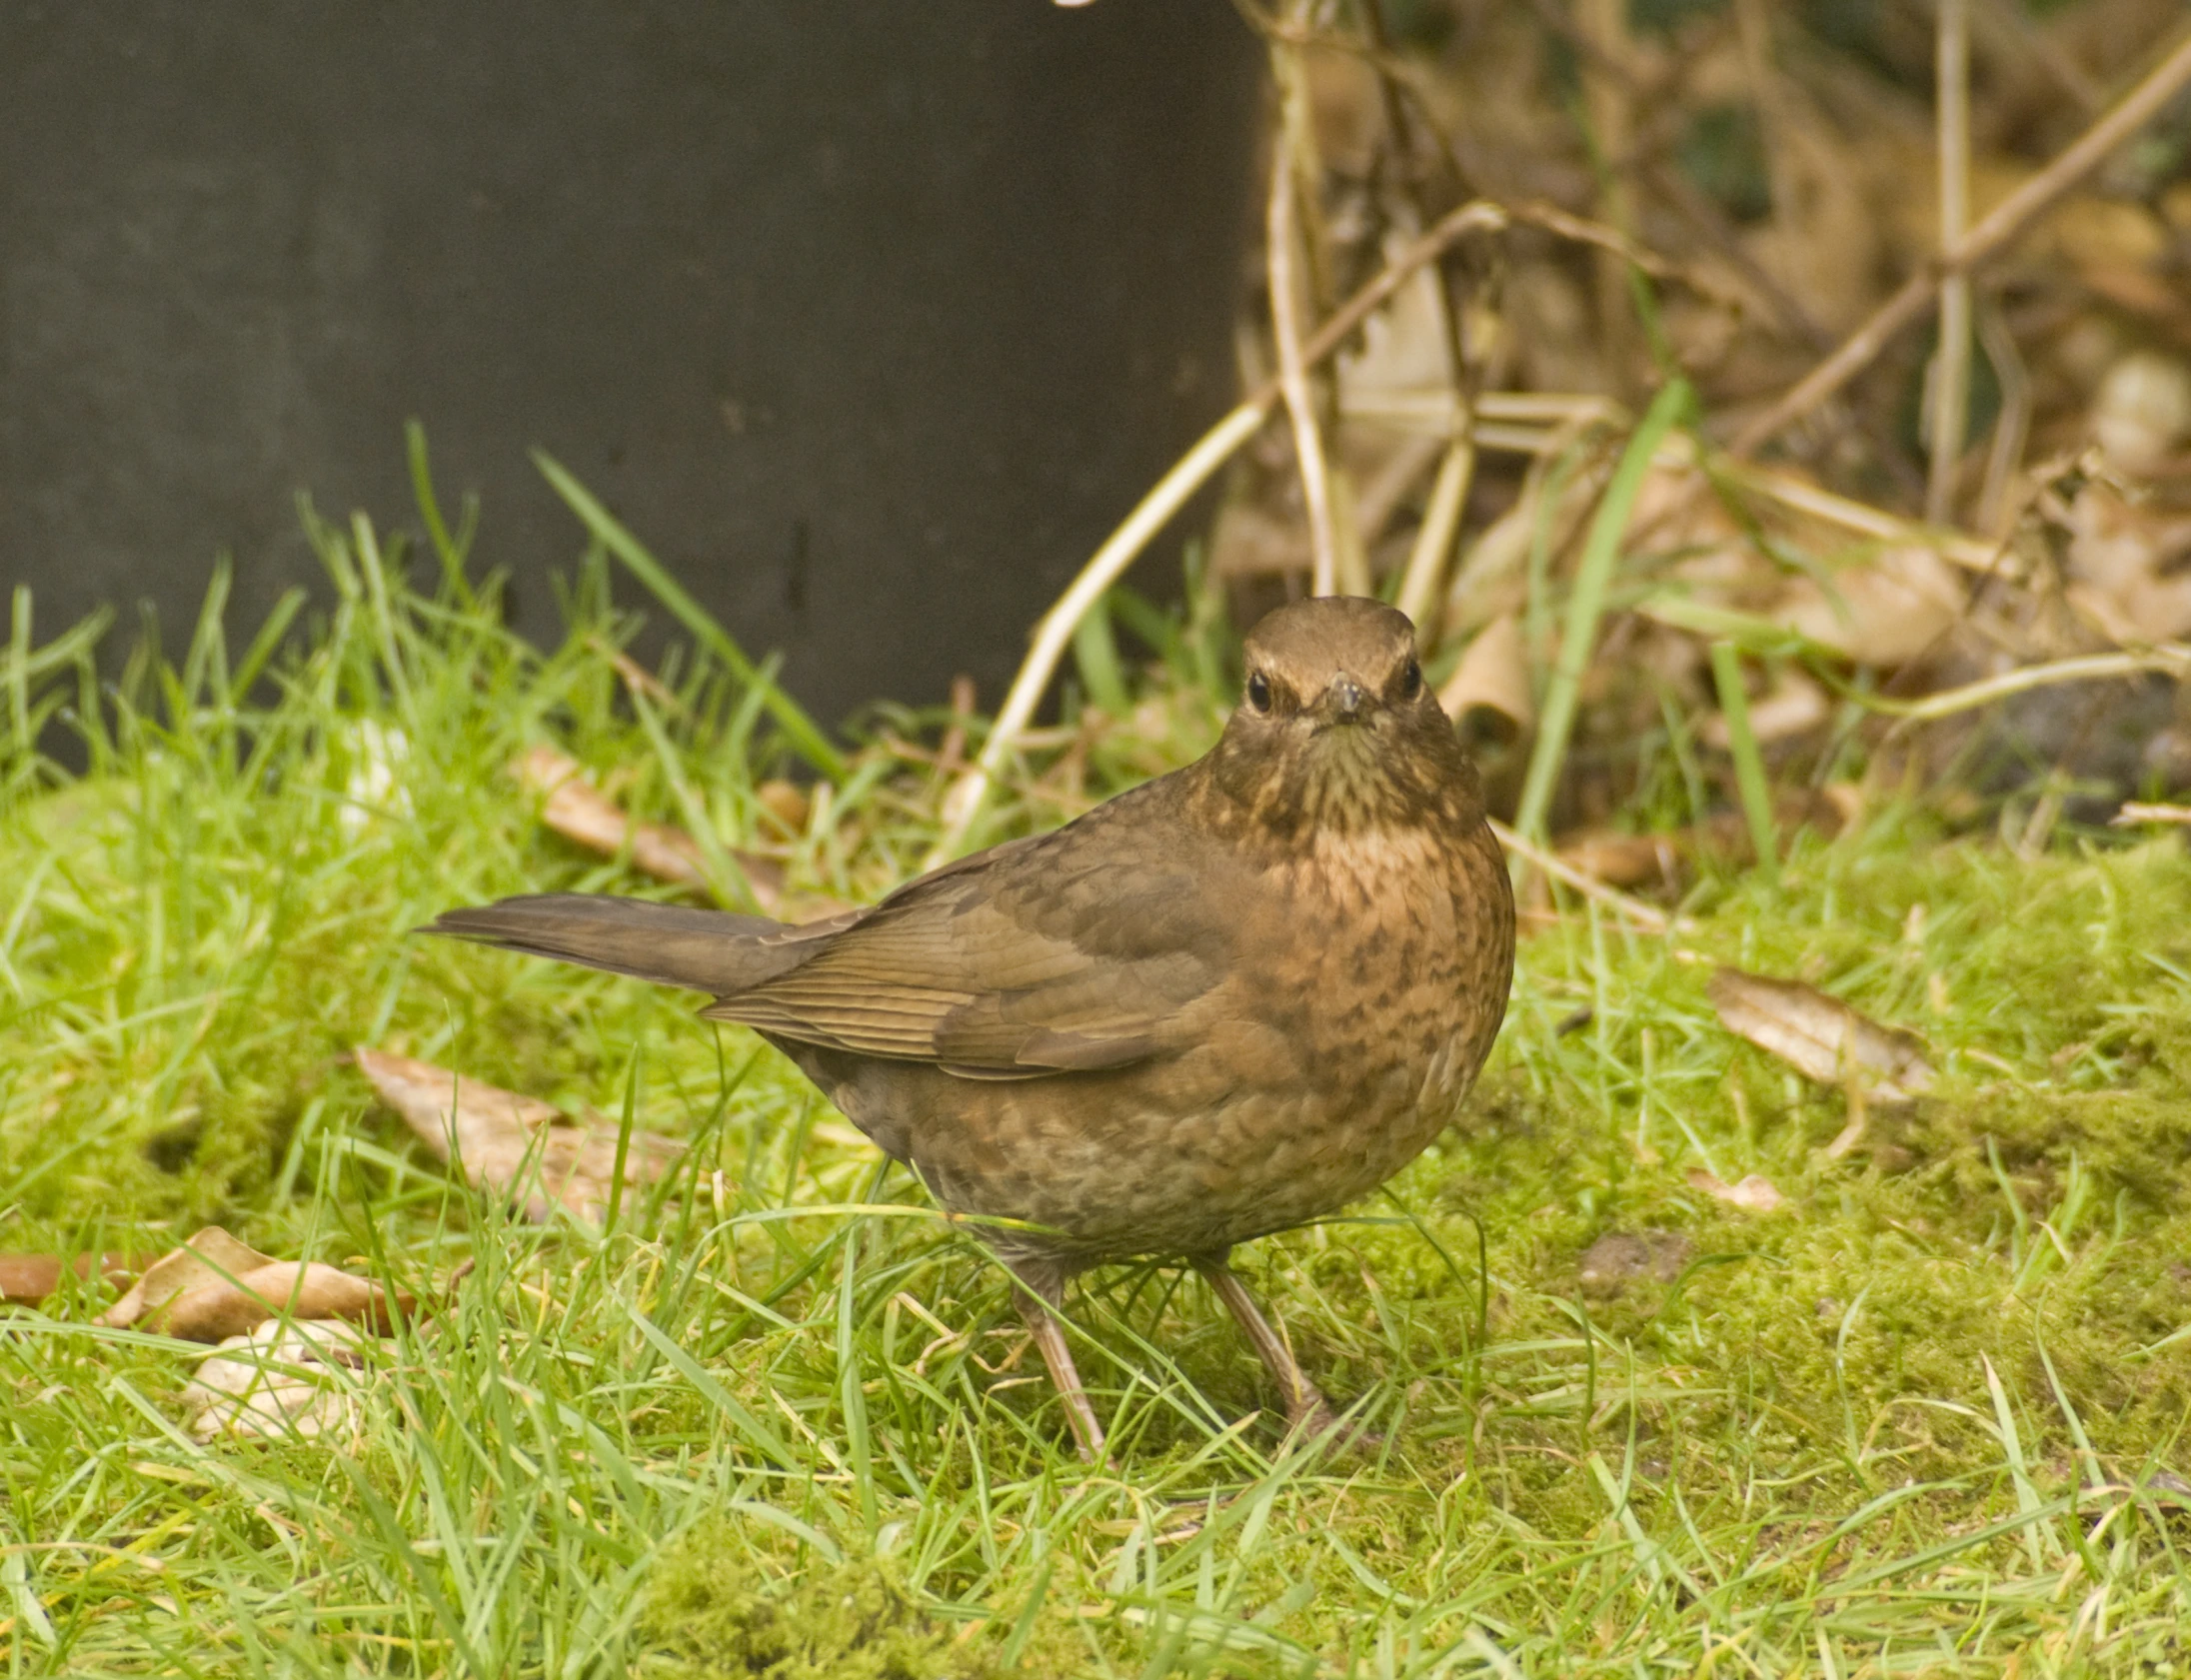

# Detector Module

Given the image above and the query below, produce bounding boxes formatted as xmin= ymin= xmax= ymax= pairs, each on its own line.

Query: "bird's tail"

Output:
xmin=422 ymin=893 xmax=826 ymax=996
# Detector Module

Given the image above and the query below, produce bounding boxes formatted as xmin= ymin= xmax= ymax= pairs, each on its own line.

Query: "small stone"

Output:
xmin=1576 ymin=1229 xmax=1693 ymax=1298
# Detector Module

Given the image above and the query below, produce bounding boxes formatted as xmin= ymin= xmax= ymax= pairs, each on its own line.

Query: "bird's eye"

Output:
xmin=1245 ymin=672 xmax=1272 ymax=714
xmin=1398 ymin=658 xmax=1422 ymax=699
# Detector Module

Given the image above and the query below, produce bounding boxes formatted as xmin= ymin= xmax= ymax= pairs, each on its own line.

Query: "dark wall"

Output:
xmin=0 ymin=3 xmax=1259 ymax=726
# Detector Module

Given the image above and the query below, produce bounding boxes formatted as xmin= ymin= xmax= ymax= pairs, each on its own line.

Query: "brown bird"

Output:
xmin=427 ymin=596 xmax=1514 ymax=1458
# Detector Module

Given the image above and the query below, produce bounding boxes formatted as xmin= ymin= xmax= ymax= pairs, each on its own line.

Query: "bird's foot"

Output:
xmin=1011 ymin=1271 xmax=1110 ymax=1465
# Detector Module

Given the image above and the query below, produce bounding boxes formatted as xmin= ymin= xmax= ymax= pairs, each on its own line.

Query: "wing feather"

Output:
xmin=700 ymin=780 xmax=1236 ymax=1075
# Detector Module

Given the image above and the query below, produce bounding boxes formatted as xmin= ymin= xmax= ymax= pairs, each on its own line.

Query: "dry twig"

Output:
xmin=1731 ymin=27 xmax=2191 ymax=458
xmin=1925 ymin=0 xmax=1974 ymax=527
xmin=1267 ymin=120 xmax=1344 ymax=597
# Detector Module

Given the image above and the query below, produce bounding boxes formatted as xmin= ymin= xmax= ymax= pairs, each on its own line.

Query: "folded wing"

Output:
xmin=705 ymin=792 xmax=1235 ymax=1076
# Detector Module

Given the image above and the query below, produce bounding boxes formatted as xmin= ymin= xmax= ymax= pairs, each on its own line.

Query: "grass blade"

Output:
xmin=837 ymin=1226 xmax=878 ymax=1531
xmin=1073 ymin=591 xmax=1130 ymax=718
xmin=1512 ymin=379 xmax=1690 ymax=848
xmin=627 ymin=1306 xmax=798 ymax=1470
xmin=406 ymin=420 xmax=478 ymax=607
xmin=533 ymin=450 xmax=847 ymax=781
xmin=1709 ymin=640 xmax=1778 ymax=883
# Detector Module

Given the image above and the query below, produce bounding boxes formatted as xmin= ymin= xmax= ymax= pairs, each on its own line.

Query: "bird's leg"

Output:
xmin=1007 ymin=1263 xmax=1106 ymax=1463
xmin=1192 ymin=1254 xmax=1343 ymax=1435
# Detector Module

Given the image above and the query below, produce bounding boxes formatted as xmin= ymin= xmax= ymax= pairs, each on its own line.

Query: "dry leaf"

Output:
xmin=97 ymin=1228 xmax=270 ymax=1329
xmin=1438 ymin=612 xmax=1534 ymax=734
xmin=183 ymin=1319 xmax=381 ymax=1443
xmin=1686 ymin=1169 xmax=1785 ymax=1212
xmin=97 ymin=1228 xmax=410 ymax=1341
xmin=1769 ymin=547 xmax=1967 ymax=666
xmin=1555 ymin=794 xmax=1846 ymax=890
xmin=2092 ymin=351 xmax=2191 ymax=477
xmin=1557 ymin=830 xmax=1679 ymax=890
xmin=1209 ymin=427 xmax=1439 ymax=581
xmin=2113 ymin=802 xmax=2191 ymax=826
xmin=1210 ymin=499 xmax=1309 ymax=581
xmin=1699 ymin=671 xmax=1830 ymax=748
xmin=515 ymin=744 xmax=706 ymax=886
xmin=1707 ymin=968 xmax=1934 ymax=1102
xmin=1748 ymin=111 xmax=1887 ymax=335
xmin=0 ymin=1251 xmax=155 ymax=1306
xmin=355 ymin=1047 xmax=683 ymax=1225
xmin=152 ymin=1263 xmax=405 ymax=1342
xmin=1336 ymin=228 xmax=1459 ymax=397
xmin=756 ymin=779 xmax=811 ymax=834
xmin=512 ymin=746 xmax=785 ymax=909
xmin=2062 ymin=481 xmax=2191 ymax=644
xmin=1441 ymin=458 xmax=1607 ymax=638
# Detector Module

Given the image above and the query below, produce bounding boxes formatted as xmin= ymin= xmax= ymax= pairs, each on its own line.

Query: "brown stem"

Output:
xmin=1926 ymin=0 xmax=1974 ymax=526
xmin=1280 ymin=200 xmax=1510 ymax=392
xmin=1576 ymin=0 xmax=1641 ymax=391
xmin=1360 ymin=0 xmax=1475 ymax=621
xmin=1505 ymin=199 xmax=1753 ymax=318
xmin=1267 ymin=135 xmax=1343 ymax=598
xmin=1974 ymin=294 xmax=2032 ymax=537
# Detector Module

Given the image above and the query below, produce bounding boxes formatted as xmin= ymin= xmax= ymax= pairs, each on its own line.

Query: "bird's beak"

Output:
xmin=1322 ymin=673 xmax=1370 ymax=724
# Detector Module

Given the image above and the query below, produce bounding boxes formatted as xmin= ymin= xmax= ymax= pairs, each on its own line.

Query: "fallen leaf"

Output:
xmin=1438 ymin=612 xmax=1534 ymax=734
xmin=1554 ymin=794 xmax=1846 ymax=890
xmin=2113 ymin=802 xmax=2191 ymax=827
xmin=2075 ymin=263 xmax=2191 ymax=334
xmin=1555 ymin=830 xmax=1680 ymax=891
xmin=2062 ymin=481 xmax=2191 ymax=644
xmin=1769 ymin=546 xmax=1967 ymax=666
xmin=1699 ymin=670 xmax=1831 ymax=748
xmin=354 ymin=1047 xmax=684 ymax=1225
xmin=1707 ymin=968 xmax=1934 ymax=1102
xmin=1336 ymin=224 xmax=1460 ymax=396
xmin=1441 ymin=457 xmax=1607 ymax=638
xmin=1685 ymin=1169 xmax=1785 ymax=1212
xmin=756 ymin=779 xmax=811 ymax=834
xmin=97 ymin=1229 xmax=411 ymax=1341
xmin=1209 ymin=498 xmax=1310 ymax=581
xmin=2092 ymin=350 xmax=2191 ymax=478
xmin=183 ymin=1319 xmax=382 ymax=1443
xmin=513 ymin=746 xmax=786 ymax=910
xmin=0 ymin=1252 xmax=157 ymax=1306
xmin=96 ymin=1228 xmax=270 ymax=1328
xmin=2143 ymin=1469 xmax=2191 ymax=1504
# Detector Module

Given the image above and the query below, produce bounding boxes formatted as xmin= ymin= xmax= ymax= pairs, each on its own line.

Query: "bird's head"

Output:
xmin=1208 ymin=596 xmax=1479 ymax=836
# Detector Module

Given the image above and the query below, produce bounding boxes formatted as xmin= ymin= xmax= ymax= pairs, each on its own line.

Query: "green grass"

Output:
xmin=4 ymin=507 xmax=2191 ymax=1678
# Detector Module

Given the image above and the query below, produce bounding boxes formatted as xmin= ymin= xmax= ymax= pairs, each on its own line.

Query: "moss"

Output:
xmin=639 ymin=1536 xmax=998 ymax=1680
xmin=15 ymin=541 xmax=2191 ymax=1670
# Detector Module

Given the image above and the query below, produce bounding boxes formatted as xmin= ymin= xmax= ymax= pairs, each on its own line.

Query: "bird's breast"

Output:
xmin=1228 ymin=815 xmax=1511 ymax=1166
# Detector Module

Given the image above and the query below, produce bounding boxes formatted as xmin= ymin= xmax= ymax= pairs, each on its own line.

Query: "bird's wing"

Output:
xmin=703 ymin=787 xmax=1237 ymax=1076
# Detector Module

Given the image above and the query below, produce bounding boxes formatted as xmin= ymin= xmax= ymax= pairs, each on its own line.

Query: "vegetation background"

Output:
xmin=6 ymin=0 xmax=2191 ymax=1673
